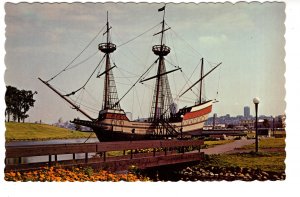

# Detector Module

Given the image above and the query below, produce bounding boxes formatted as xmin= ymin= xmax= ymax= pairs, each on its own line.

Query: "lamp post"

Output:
xmin=253 ymin=97 xmax=260 ymax=153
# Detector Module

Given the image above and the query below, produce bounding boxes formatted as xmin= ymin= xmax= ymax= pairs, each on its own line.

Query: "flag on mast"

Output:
xmin=158 ymin=6 xmax=165 ymax=12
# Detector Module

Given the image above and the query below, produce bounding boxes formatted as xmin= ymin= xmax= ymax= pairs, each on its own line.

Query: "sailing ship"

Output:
xmin=39 ymin=6 xmax=222 ymax=142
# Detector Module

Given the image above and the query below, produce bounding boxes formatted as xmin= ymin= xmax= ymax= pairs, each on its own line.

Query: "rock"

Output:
xmin=237 ymin=173 xmax=244 ymax=180
xmin=186 ymin=167 xmax=192 ymax=172
xmin=272 ymin=175 xmax=279 ymax=180
xmin=235 ymin=166 xmax=242 ymax=173
xmin=261 ymin=171 xmax=269 ymax=177
xmin=262 ymin=176 xmax=268 ymax=181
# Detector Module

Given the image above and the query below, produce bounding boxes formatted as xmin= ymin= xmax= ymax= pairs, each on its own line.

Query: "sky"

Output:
xmin=4 ymin=2 xmax=286 ymax=124
xmin=1 ymin=0 xmax=300 ymax=196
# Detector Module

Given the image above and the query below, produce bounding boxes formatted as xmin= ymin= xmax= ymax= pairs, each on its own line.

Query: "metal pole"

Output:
xmin=273 ymin=117 xmax=275 ymax=137
xmin=255 ymin=103 xmax=258 ymax=153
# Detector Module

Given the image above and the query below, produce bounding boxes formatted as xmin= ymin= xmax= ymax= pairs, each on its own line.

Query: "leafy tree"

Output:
xmin=5 ymin=85 xmax=37 ymax=122
xmin=5 ymin=86 xmax=18 ymax=122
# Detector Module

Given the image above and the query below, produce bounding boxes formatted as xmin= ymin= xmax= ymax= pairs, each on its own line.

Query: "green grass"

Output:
xmin=241 ymin=138 xmax=285 ymax=150
xmin=203 ymin=140 xmax=235 ymax=149
xmin=5 ymin=122 xmax=96 ymax=142
xmin=202 ymin=152 xmax=286 ymax=172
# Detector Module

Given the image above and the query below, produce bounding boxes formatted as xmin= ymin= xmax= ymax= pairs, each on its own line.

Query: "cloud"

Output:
xmin=198 ymin=34 xmax=228 ymax=46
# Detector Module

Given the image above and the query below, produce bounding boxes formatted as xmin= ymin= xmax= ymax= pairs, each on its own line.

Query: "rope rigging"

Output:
xmin=166 ymin=23 xmax=219 ymax=70
xmin=47 ymin=24 xmax=106 ymax=82
xmin=117 ymin=23 xmax=161 ymax=48
xmin=65 ymin=51 xmax=99 ymax=71
xmin=63 ymin=54 xmax=106 ymax=97
xmin=164 ymin=58 xmax=181 ymax=69
xmin=111 ymin=58 xmax=159 ymax=108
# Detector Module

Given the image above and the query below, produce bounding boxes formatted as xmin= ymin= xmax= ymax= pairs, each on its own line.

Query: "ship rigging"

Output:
xmin=39 ymin=5 xmax=222 ymax=141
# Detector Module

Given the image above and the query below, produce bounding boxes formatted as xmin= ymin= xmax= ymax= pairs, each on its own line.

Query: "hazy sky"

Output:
xmin=5 ymin=2 xmax=286 ymax=124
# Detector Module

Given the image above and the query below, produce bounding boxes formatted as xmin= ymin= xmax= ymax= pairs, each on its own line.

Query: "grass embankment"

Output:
xmin=202 ymin=138 xmax=286 ymax=172
xmin=5 ymin=122 xmax=96 ymax=142
xmin=241 ymin=137 xmax=285 ymax=150
xmin=203 ymin=152 xmax=285 ymax=172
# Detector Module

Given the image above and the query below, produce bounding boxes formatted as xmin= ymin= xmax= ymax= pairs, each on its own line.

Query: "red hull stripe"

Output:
xmin=183 ymin=105 xmax=212 ymax=120
xmin=103 ymin=113 xmax=129 ymax=121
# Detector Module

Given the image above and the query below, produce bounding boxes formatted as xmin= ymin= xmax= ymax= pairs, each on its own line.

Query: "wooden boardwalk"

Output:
xmin=5 ymin=140 xmax=204 ymax=172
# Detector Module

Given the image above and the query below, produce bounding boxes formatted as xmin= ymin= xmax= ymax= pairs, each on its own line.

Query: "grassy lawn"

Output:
xmin=202 ymin=152 xmax=286 ymax=172
xmin=240 ymin=138 xmax=285 ymax=150
xmin=200 ymin=137 xmax=286 ymax=173
xmin=5 ymin=122 xmax=96 ymax=142
xmin=203 ymin=140 xmax=235 ymax=149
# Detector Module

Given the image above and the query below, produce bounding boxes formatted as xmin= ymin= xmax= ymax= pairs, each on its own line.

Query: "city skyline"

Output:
xmin=5 ymin=2 xmax=285 ymax=124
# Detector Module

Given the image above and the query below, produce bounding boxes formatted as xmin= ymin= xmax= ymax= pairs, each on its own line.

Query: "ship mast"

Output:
xmin=150 ymin=5 xmax=173 ymax=121
xmin=98 ymin=12 xmax=120 ymax=110
xmin=199 ymin=58 xmax=204 ymax=104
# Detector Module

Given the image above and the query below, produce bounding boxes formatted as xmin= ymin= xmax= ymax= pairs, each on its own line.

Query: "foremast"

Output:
xmin=150 ymin=5 xmax=174 ymax=121
xmin=98 ymin=12 xmax=121 ymax=110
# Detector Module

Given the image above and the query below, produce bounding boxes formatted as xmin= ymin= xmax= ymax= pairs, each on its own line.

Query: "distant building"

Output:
xmin=244 ymin=106 xmax=250 ymax=118
xmin=240 ymin=119 xmax=255 ymax=128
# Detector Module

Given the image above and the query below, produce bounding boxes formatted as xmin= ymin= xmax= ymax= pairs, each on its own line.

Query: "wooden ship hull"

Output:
xmin=72 ymin=100 xmax=212 ymax=141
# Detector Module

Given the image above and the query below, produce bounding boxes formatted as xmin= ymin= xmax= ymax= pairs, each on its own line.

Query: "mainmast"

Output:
xmin=98 ymin=12 xmax=121 ymax=110
xmin=150 ymin=5 xmax=174 ymax=121
xmin=199 ymin=58 xmax=204 ymax=104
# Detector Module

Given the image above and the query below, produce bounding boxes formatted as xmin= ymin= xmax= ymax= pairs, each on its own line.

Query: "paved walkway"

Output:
xmin=201 ymin=139 xmax=255 ymax=155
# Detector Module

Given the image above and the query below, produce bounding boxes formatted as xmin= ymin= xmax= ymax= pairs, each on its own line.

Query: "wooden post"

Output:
xmin=55 ymin=154 xmax=57 ymax=162
xmin=123 ymin=150 xmax=126 ymax=156
xmin=73 ymin=153 xmax=76 ymax=160
xmin=103 ymin=152 xmax=106 ymax=162
xmin=164 ymin=147 xmax=167 ymax=156
xmin=130 ymin=150 xmax=133 ymax=159
xmin=85 ymin=153 xmax=88 ymax=163
xmin=153 ymin=148 xmax=156 ymax=157
xmin=48 ymin=155 xmax=52 ymax=166
xmin=18 ymin=157 xmax=22 ymax=164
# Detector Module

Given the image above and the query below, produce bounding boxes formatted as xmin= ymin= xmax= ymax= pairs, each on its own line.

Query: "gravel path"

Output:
xmin=201 ymin=139 xmax=255 ymax=155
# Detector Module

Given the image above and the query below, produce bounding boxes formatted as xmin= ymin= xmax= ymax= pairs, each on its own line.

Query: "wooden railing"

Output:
xmin=5 ymin=139 xmax=204 ymax=172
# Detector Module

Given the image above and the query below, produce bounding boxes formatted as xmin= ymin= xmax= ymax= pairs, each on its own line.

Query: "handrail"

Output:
xmin=5 ymin=140 xmax=203 ymax=158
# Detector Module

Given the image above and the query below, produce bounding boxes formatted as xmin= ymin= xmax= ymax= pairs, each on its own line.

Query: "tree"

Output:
xmin=74 ymin=117 xmax=82 ymax=131
xmin=58 ymin=117 xmax=63 ymax=124
xmin=263 ymin=119 xmax=270 ymax=128
xmin=5 ymin=85 xmax=37 ymax=123
xmin=5 ymin=86 xmax=18 ymax=122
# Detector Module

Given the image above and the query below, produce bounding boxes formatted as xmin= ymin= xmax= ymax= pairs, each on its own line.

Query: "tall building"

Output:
xmin=244 ymin=106 xmax=250 ymax=118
